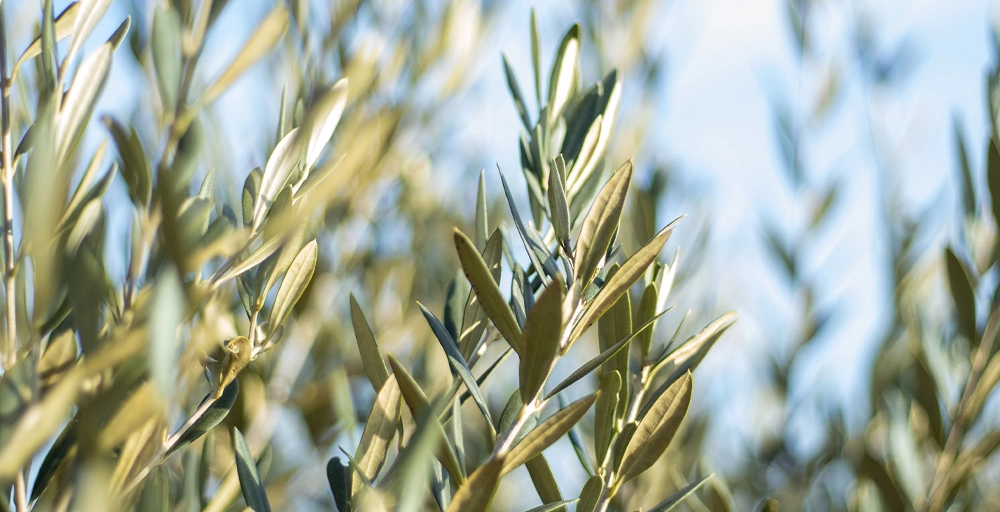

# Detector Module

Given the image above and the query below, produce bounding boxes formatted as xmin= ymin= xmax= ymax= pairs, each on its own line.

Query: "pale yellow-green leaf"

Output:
xmin=567 ymin=219 xmax=679 ymax=350
xmin=13 ymin=2 xmax=78 ymax=79
xmin=253 ymin=127 xmax=301 ymax=231
xmin=459 ymin=228 xmax=502 ymax=360
xmin=65 ymin=0 xmax=113 ymax=67
xmin=204 ymin=5 xmax=290 ymax=102
xmin=212 ymin=234 xmax=284 ymax=285
xmin=525 ymin=455 xmax=564 ymax=511
xmin=353 ymin=374 xmax=401 ymax=494
xmin=350 ymin=294 xmax=390 ymax=392
xmin=616 ymin=372 xmax=692 ymax=485
xmin=56 ymin=43 xmax=113 ymax=161
xmin=574 ymin=160 xmax=632 ymax=288
xmin=38 ymin=330 xmax=78 ymax=394
xmin=546 ymin=24 xmax=580 ymax=125
xmin=446 ymin=458 xmax=503 ymax=512
xmin=454 ymin=228 xmax=523 ymax=353
xmin=267 ymin=239 xmax=317 ymax=332
xmin=576 ymin=475 xmax=602 ymax=512
xmin=502 ymin=392 xmax=597 ymax=475
xmin=303 ymin=78 xmax=349 ymax=169
xmin=548 ymin=155 xmax=570 ymax=249
xmin=568 ymin=77 xmax=620 ymax=199
xmin=520 ymin=278 xmax=564 ymax=403
xmin=386 ymin=355 xmax=466 ymax=485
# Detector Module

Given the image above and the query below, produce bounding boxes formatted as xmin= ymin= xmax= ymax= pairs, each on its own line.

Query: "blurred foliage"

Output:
xmin=726 ymin=0 xmax=1000 ymax=511
xmin=0 ymin=1 xmax=733 ymax=511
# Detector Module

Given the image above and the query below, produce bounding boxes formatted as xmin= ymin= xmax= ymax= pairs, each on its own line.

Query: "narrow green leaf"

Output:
xmin=954 ymin=118 xmax=975 ymax=217
xmin=30 ymin=420 xmax=77 ymax=500
xmin=253 ymin=127 xmax=301 ymax=231
xmin=351 ymin=294 xmax=390 ymax=392
xmin=636 ymin=283 xmax=658 ymax=362
xmin=57 ymin=43 xmax=113 ymax=161
xmin=242 ymin=168 xmax=263 ymax=228
xmin=205 ymin=6 xmax=289 ymax=101
xmin=64 ymin=0 xmax=113 ymax=66
xmin=459 ymin=228 xmax=502 ymax=359
xmin=446 ymin=458 xmax=503 ymax=512
xmin=475 ymin=170 xmax=488 ymax=250
xmin=417 ymin=302 xmax=495 ymax=430
xmin=352 ymin=374 xmax=401 ymax=494
xmin=526 ymin=499 xmax=579 ymax=512
xmin=104 ymin=116 xmax=152 ymax=207
xmin=547 ymin=307 xmax=669 ymax=399
xmin=232 ymin=427 xmax=271 ymax=512
xmin=546 ymin=24 xmax=580 ymax=124
xmin=525 ymin=455 xmax=565 ymax=512
xmin=498 ymin=166 xmax=557 ymax=283
xmin=326 ymin=457 xmax=352 ymax=512
xmin=945 ymin=247 xmax=976 ymax=343
xmin=303 ymin=78 xmax=349 ymax=169
xmin=268 ymin=239 xmax=317 ymax=332
xmin=988 ymin=136 xmax=1000 ymax=228
xmin=13 ymin=2 xmax=78 ymax=79
xmin=520 ymin=278 xmax=564 ymax=403
xmin=593 ymin=371 xmax=620 ymax=466
xmin=548 ymin=155 xmax=571 ymax=252
xmin=616 ymin=372 xmax=692 ymax=485
xmin=455 ymin=228 xmax=523 ymax=353
xmin=567 ymin=219 xmax=680 ymax=349
xmin=393 ymin=409 xmax=443 ymax=512
xmin=530 ymin=9 xmax=542 ymax=107
xmin=213 ymin=234 xmax=284 ymax=285
xmin=503 ymin=53 xmax=533 ymax=132
xmin=387 ymin=355 xmax=466 ymax=485
xmin=576 ymin=475 xmax=603 ymax=512
xmin=647 ymin=474 xmax=713 ymax=512
xmin=152 ymin=6 xmax=182 ymax=114
xmin=261 ymin=220 xmax=306 ymax=298
xmin=574 ymin=160 xmax=632 ymax=288
xmin=502 ymin=392 xmax=598 ymax=475
xmin=444 ymin=272 xmax=470 ymax=343
xmin=648 ymin=311 xmax=737 ymax=391
xmin=167 ymin=379 xmax=239 ymax=457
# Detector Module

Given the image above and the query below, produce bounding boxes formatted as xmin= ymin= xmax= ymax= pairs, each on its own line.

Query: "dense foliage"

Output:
xmin=0 ymin=1 xmax=998 ymax=511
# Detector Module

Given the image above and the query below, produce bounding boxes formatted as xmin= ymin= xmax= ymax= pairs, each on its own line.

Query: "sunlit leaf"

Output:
xmin=204 ymin=5 xmax=290 ymax=101
xmin=616 ymin=372 xmax=692 ymax=485
xmin=268 ymin=239 xmax=317 ymax=333
xmin=455 ymin=228 xmax=523 ymax=353
xmin=446 ymin=458 xmax=503 ymax=512
xmin=574 ymin=160 xmax=632 ymax=288
xmin=502 ymin=392 xmax=597 ymax=475
xmin=546 ymin=24 xmax=580 ymax=124
xmin=353 ymin=374 xmax=401 ymax=494
xmin=520 ymin=278 xmax=564 ymax=403
xmin=567 ymin=219 xmax=680 ymax=349
xmin=351 ymin=294 xmax=390 ymax=392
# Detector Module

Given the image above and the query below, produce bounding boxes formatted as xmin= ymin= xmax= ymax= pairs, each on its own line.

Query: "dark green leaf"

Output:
xmin=327 ymin=457 xmax=351 ymax=512
xmin=945 ymin=246 xmax=977 ymax=343
xmin=167 ymin=379 xmax=238 ymax=457
xmin=232 ymin=427 xmax=271 ymax=512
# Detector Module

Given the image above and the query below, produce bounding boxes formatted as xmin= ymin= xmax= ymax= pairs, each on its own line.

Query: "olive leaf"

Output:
xmin=502 ymin=391 xmax=598 ymax=475
xmin=352 ymin=374 xmax=401 ymax=494
xmin=520 ymin=277 xmax=564 ymax=403
xmin=446 ymin=458 xmax=503 ymax=512
xmin=455 ymin=228 xmax=523 ymax=353
xmin=232 ymin=427 xmax=271 ymax=512
xmin=267 ymin=239 xmax=317 ymax=334
xmin=615 ymin=372 xmax=692 ymax=486
xmin=574 ymin=160 xmax=632 ymax=289
xmin=204 ymin=5 xmax=290 ymax=102
xmin=351 ymin=294 xmax=390 ymax=392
